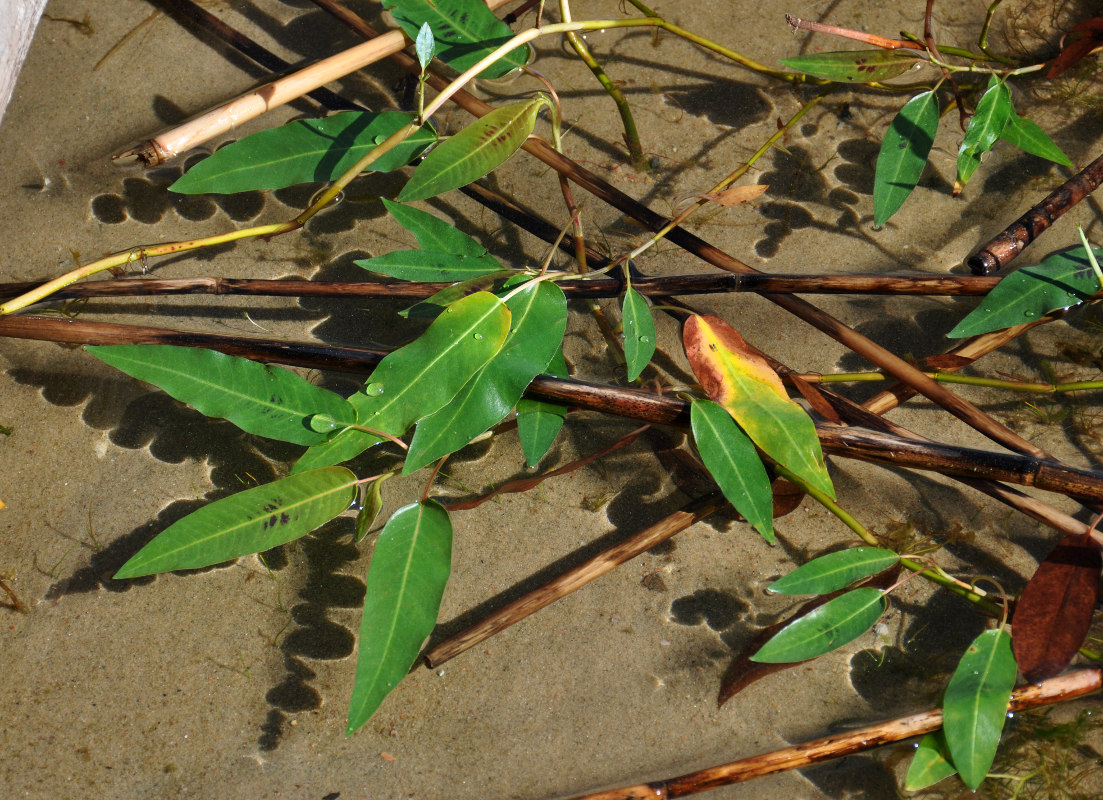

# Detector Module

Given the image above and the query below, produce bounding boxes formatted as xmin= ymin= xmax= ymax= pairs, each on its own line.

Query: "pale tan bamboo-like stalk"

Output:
xmin=113 ymin=0 xmax=513 ymax=165
xmin=559 ymin=668 xmax=1103 ymax=799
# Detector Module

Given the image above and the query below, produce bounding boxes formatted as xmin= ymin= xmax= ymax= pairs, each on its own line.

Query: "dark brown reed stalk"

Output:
xmin=5 ymin=314 xmax=1103 ymax=503
xmin=560 ymin=668 xmax=1103 ymax=799
xmin=0 ymin=273 xmax=1002 ymax=305
xmin=425 ymin=492 xmax=727 ymax=666
xmin=968 ymin=151 xmax=1103 ymax=274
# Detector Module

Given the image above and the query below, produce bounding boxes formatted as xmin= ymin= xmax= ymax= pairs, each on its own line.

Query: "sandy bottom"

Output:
xmin=2 ymin=1 xmax=1102 ymax=798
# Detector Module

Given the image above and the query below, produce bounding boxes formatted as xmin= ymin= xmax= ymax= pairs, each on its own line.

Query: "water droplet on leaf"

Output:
xmin=364 ymin=382 xmax=384 ymax=396
xmin=473 ymin=333 xmax=483 ymax=340
xmin=307 ymin=414 xmax=339 ymax=433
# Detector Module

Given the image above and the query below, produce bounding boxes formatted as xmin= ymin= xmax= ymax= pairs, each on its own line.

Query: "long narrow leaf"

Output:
xmin=385 ymin=0 xmax=525 ymax=78
xmin=690 ymin=399 xmax=773 ymax=541
xmin=293 ymin=291 xmax=510 ymax=472
xmin=381 ymin=199 xmax=488 ymax=257
xmin=517 ymin=348 xmax=568 ymax=467
xmin=873 ymin=90 xmax=939 ymax=226
xmin=398 ymin=100 xmax=543 ymax=202
xmin=943 ymin=629 xmax=1017 ymax=790
xmin=768 ymin=547 xmax=900 ymax=595
xmin=751 ymin=588 xmax=886 ymax=663
xmin=622 ymin=286 xmax=656 ymax=381
xmin=999 ymin=115 xmax=1073 ymax=167
xmin=115 ymin=467 xmax=358 ymax=577
xmin=355 ymin=249 xmax=503 ymax=282
xmin=780 ymin=50 xmax=921 ymax=82
xmin=170 ymin=111 xmax=434 ymax=194
xmin=947 ymin=247 xmax=1103 ymax=337
xmin=956 ymin=78 xmax=1013 ymax=192
xmin=87 ymin=345 xmax=354 ymax=446
xmin=404 ymin=281 xmax=566 ymax=473
xmin=905 ymin=732 xmax=958 ymax=790
xmin=683 ymin=314 xmax=833 ymax=499
xmin=347 ymin=501 xmax=452 ymax=734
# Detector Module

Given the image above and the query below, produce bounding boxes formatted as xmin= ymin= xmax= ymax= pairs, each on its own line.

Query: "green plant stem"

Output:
xmin=559 ymin=0 xmax=646 ymax=170
xmin=626 ymin=91 xmax=828 ymax=263
xmin=777 ymin=465 xmax=1002 ymax=615
xmin=805 ymin=371 xmax=1103 ymax=394
xmin=977 ymin=0 xmax=1017 ymax=64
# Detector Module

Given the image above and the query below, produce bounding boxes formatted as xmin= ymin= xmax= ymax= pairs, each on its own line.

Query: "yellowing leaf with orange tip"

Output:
xmin=683 ymin=314 xmax=834 ymax=499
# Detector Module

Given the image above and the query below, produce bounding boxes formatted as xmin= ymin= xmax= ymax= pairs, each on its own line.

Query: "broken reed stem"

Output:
xmin=560 ymin=667 xmax=1103 ymax=799
xmin=4 ymin=314 xmax=1103 ymax=507
xmin=113 ymin=0 xmax=514 ymax=165
xmin=330 ymin=0 xmax=1048 ymax=463
xmin=425 ymin=492 xmax=728 ymax=666
xmin=968 ymin=150 xmax=1103 ymax=274
xmin=0 ymin=272 xmax=1003 ymax=305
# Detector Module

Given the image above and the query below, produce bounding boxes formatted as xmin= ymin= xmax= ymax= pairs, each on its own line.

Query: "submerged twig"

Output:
xmin=560 ymin=668 xmax=1103 ymax=798
xmin=968 ymin=151 xmax=1103 ymax=274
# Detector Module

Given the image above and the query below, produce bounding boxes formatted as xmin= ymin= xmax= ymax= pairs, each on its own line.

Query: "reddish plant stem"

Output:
xmin=784 ymin=14 xmax=923 ymax=50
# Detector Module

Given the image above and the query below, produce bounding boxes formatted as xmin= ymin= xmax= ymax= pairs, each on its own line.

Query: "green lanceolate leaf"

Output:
xmin=404 ymin=281 xmax=567 ymax=473
xmin=690 ymin=399 xmax=774 ymax=541
xmin=948 ymin=247 xmax=1103 ymax=337
xmin=87 ymin=345 xmax=355 ymax=446
xmin=768 ymin=547 xmax=900 ymax=595
xmin=415 ymin=22 xmax=436 ymax=69
xmin=398 ymin=99 xmax=544 ymax=202
xmin=517 ymin=347 xmax=568 ymax=467
xmin=999 ymin=114 xmax=1073 ymax=168
xmin=622 ymin=285 xmax=656 ymax=382
xmin=355 ymin=249 xmax=503 ymax=282
xmin=347 ymin=500 xmax=452 ymax=734
xmin=905 ymin=732 xmax=958 ymax=790
xmin=751 ymin=588 xmax=886 ymax=663
xmin=943 ymin=629 xmax=1017 ymax=790
xmin=355 ymin=472 xmax=393 ymax=542
xmin=780 ymin=49 xmax=921 ymax=82
xmin=385 ymin=0 xmax=525 ymax=79
xmin=294 ymin=291 xmax=510 ymax=472
xmin=400 ymin=269 xmax=518 ymax=319
xmin=115 ymin=467 xmax=357 ymax=578
xmin=683 ymin=314 xmax=834 ymax=499
xmin=956 ymin=77 xmax=1013 ymax=192
xmin=873 ymin=90 xmax=939 ymax=226
xmin=170 ymin=112 xmax=434 ymax=194
xmin=381 ymin=199 xmax=488 ymax=257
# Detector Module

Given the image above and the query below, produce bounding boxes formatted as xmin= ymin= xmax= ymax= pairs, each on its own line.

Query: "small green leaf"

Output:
xmin=943 ymin=629 xmax=1017 ymax=790
xmin=769 ymin=548 xmax=900 ymax=595
xmin=355 ymin=250 xmax=503 ymax=282
xmin=873 ymin=90 xmax=939 ymax=226
xmin=355 ymin=472 xmax=393 ymax=542
xmin=115 ymin=467 xmax=357 ymax=578
xmin=999 ymin=115 xmax=1073 ymax=168
xmin=780 ymin=50 xmax=921 ymax=82
xmin=87 ymin=345 xmax=355 ymax=446
xmin=517 ymin=347 xmax=568 ymax=467
xmin=905 ymin=732 xmax=958 ymax=790
xmin=948 ymin=247 xmax=1103 ymax=337
xmin=170 ymin=112 xmax=434 ymax=194
xmin=622 ymin=286 xmax=656 ymax=381
xmin=385 ymin=0 xmax=525 ymax=78
xmin=347 ymin=500 xmax=452 ymax=734
xmin=690 ymin=399 xmax=774 ymax=541
xmin=294 ymin=291 xmax=510 ymax=472
xmin=381 ymin=199 xmax=488 ymax=257
xmin=404 ymin=281 xmax=566 ymax=473
xmin=399 ymin=269 xmax=517 ymax=319
xmin=398 ymin=99 xmax=544 ymax=202
xmin=415 ymin=22 xmax=436 ymax=69
xmin=957 ymin=78 xmax=1013 ymax=191
xmin=751 ymin=588 xmax=886 ymax=663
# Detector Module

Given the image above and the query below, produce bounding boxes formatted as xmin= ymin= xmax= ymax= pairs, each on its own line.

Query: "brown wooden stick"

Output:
xmin=321 ymin=0 xmax=1049 ymax=464
xmin=559 ymin=667 xmax=1103 ymax=799
xmin=113 ymin=0 xmax=514 ymax=164
xmin=968 ymin=151 xmax=1103 ymax=274
xmin=0 ymin=273 xmax=1003 ymax=304
xmin=424 ymin=493 xmax=727 ymax=666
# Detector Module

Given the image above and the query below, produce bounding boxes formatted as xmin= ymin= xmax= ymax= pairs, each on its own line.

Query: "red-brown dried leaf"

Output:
xmin=788 ymin=372 xmax=842 ymax=424
xmin=1047 ymin=18 xmax=1103 ymax=79
xmin=694 ymin=184 xmax=769 ymax=207
xmin=771 ymin=478 xmax=805 ymax=518
xmin=1012 ymin=533 xmax=1102 ymax=683
xmin=718 ymin=565 xmax=899 ymax=706
xmin=916 ymin=354 xmax=973 ymax=371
